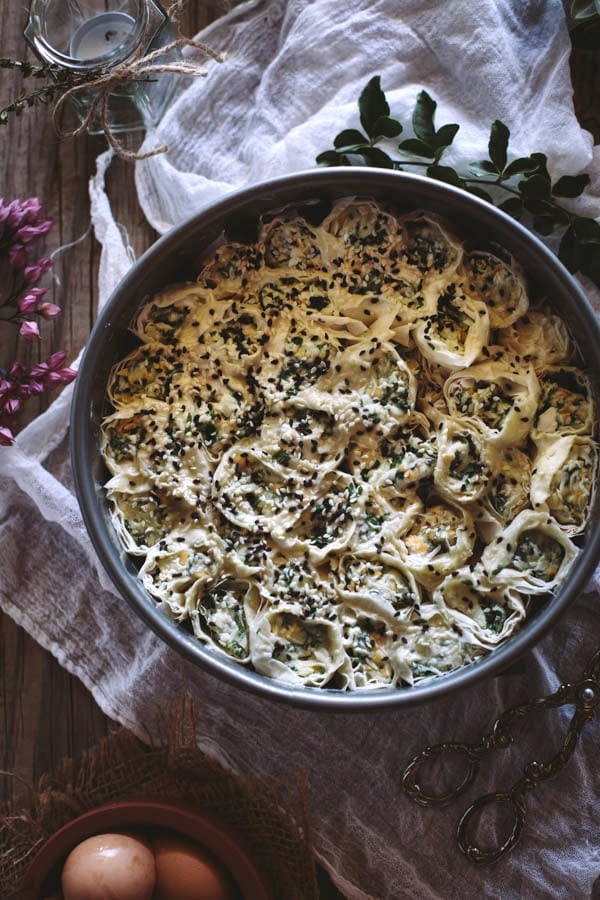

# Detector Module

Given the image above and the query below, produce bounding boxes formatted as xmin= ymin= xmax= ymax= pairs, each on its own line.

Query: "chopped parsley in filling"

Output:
xmin=401 ymin=218 xmax=458 ymax=274
xmin=452 ymin=379 xmax=514 ymax=429
xmin=535 ymin=369 xmax=591 ymax=435
xmin=511 ymin=530 xmax=565 ymax=581
xmin=199 ymin=580 xmax=250 ymax=659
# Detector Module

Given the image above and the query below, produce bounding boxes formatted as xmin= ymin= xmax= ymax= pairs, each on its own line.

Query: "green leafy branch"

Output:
xmin=316 ymin=76 xmax=600 ymax=288
xmin=0 ymin=57 xmax=99 ymax=124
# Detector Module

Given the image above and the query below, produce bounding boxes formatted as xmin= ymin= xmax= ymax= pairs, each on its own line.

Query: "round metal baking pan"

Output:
xmin=71 ymin=168 xmax=600 ymax=709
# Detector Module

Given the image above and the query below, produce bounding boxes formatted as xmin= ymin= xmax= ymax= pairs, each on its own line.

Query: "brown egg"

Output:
xmin=152 ymin=833 xmax=235 ymax=900
xmin=61 ymin=831 xmax=156 ymax=900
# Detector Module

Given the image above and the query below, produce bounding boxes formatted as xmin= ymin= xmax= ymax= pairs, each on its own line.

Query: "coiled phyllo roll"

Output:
xmin=101 ymin=198 xmax=594 ymax=690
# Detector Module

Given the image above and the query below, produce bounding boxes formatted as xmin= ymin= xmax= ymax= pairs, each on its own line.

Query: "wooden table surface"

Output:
xmin=1 ymin=1 xmax=598 ymax=893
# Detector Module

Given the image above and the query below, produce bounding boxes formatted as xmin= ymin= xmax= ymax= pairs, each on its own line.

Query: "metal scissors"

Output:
xmin=402 ymin=648 xmax=600 ymax=864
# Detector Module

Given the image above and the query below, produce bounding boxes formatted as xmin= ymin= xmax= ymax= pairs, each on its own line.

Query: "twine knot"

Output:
xmin=53 ymin=28 xmax=222 ymax=162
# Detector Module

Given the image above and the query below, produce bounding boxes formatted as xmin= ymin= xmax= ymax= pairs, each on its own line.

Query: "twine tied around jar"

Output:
xmin=52 ymin=1 xmax=223 ymax=162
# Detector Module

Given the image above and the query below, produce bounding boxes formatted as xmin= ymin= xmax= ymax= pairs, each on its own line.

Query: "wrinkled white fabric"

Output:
xmin=1 ymin=2 xmax=600 ymax=898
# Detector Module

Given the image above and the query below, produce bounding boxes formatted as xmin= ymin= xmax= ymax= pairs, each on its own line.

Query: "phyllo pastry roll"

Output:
xmin=290 ymin=339 xmax=416 ymax=436
xmin=480 ymin=447 xmax=531 ymax=527
xmin=348 ymin=486 xmax=421 ymax=555
xmin=107 ymin=342 xmax=188 ymax=408
xmin=399 ymin=495 xmax=477 ymax=586
xmin=259 ymin=213 xmax=326 ymax=275
xmin=211 ymin=440 xmax=312 ymax=534
xmin=250 ymin=603 xmax=346 ymax=688
xmin=339 ymin=606 xmax=405 ymax=689
xmin=188 ymin=577 xmax=255 ymax=663
xmin=334 ymin=553 xmax=421 ymax=625
xmin=433 ymin=565 xmax=526 ymax=648
xmin=532 ymin=366 xmax=595 ymax=441
xmin=413 ymin=282 xmax=489 ymax=368
xmin=481 ymin=509 xmax=578 ymax=593
xmin=396 ymin=214 xmax=463 ymax=293
xmin=347 ymin=414 xmax=437 ymax=489
xmin=101 ymin=400 xmax=213 ymax=505
xmin=460 ymin=250 xmax=528 ymax=328
xmin=530 ymin=436 xmax=598 ymax=534
xmin=433 ymin=418 xmax=497 ymax=504
xmin=105 ymin=473 xmax=196 ymax=555
xmin=272 ymin=470 xmax=362 ymax=561
xmin=392 ymin=607 xmax=478 ymax=685
xmin=198 ymin=240 xmax=263 ymax=294
xmin=497 ymin=307 xmax=573 ymax=369
xmin=444 ymin=359 xmax=539 ymax=446
xmin=130 ymin=283 xmax=216 ymax=345
xmin=139 ymin=525 xmax=225 ymax=615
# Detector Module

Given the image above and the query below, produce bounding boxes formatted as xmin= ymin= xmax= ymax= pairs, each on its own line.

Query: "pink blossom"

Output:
xmin=0 ymin=197 xmax=52 ymax=245
xmin=30 ymin=351 xmax=77 ymax=389
xmin=23 ymin=257 xmax=52 ymax=284
xmin=9 ymin=243 xmax=28 ymax=270
xmin=18 ymin=287 xmax=47 ymax=313
xmin=0 ymin=198 xmax=52 ymax=274
xmin=39 ymin=301 xmax=61 ymax=319
xmin=0 ymin=426 xmax=14 ymax=445
xmin=19 ymin=320 xmax=41 ymax=340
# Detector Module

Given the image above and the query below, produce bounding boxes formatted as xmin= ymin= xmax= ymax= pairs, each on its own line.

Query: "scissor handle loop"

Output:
xmin=402 ymin=742 xmax=482 ymax=806
xmin=457 ymin=791 xmax=526 ymax=864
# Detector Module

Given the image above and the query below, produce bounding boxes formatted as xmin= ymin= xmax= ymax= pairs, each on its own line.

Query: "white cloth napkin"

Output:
xmin=2 ymin=2 xmax=600 ymax=897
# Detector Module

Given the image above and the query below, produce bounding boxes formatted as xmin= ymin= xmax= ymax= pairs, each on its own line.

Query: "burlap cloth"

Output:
xmin=0 ymin=702 xmax=318 ymax=899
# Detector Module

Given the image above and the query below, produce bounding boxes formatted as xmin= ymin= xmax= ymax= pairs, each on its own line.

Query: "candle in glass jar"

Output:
xmin=69 ymin=12 xmax=136 ymax=60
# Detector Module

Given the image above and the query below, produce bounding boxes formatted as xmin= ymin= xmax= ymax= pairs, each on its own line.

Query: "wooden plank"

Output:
xmin=0 ymin=0 xmax=222 ymax=807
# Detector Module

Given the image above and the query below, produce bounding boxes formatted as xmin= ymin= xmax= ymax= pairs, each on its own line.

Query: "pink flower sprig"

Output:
xmin=0 ymin=197 xmax=56 ymax=338
xmin=0 ymin=354 xmax=77 ymax=445
xmin=0 ymin=197 xmax=53 ymax=266
xmin=0 ymin=197 xmax=76 ymax=444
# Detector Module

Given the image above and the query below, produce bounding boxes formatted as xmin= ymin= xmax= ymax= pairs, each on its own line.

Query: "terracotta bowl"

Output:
xmin=19 ymin=800 xmax=273 ymax=900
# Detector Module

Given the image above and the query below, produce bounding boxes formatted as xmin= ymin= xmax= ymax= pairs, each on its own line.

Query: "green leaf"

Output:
xmin=580 ymin=245 xmax=600 ymax=288
xmin=528 ymin=152 xmax=551 ymax=182
xmin=372 ymin=116 xmax=402 ymax=139
xmin=503 ymin=157 xmax=539 ymax=178
xmin=522 ymin=196 xmax=552 ymax=216
xmin=498 ymin=197 xmax=523 ymax=218
xmin=333 ymin=143 xmax=375 ymax=154
xmin=573 ymin=216 xmax=600 ymax=243
xmin=434 ymin=123 xmax=460 ymax=149
xmin=426 ymin=165 xmax=464 ymax=187
xmin=359 ymin=76 xmax=390 ymax=139
xmin=468 ymin=160 xmax=499 ymax=177
xmin=548 ymin=205 xmax=571 ymax=227
xmin=558 ymin=225 xmax=583 ymax=273
xmin=532 ymin=215 xmax=558 ymax=236
xmin=552 ymin=173 xmax=590 ymax=197
xmin=333 ymin=129 xmax=368 ymax=149
xmin=412 ymin=90 xmax=437 ymax=146
xmin=398 ymin=137 xmax=435 ymax=158
xmin=352 ymin=146 xmax=396 ymax=169
xmin=465 ymin=184 xmax=494 ymax=203
xmin=488 ymin=120 xmax=510 ymax=172
xmin=316 ymin=149 xmax=343 ymax=166
xmin=518 ymin=173 xmax=552 ymax=201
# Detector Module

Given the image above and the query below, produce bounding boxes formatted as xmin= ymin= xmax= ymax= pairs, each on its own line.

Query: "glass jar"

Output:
xmin=24 ymin=0 xmax=178 ymax=135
